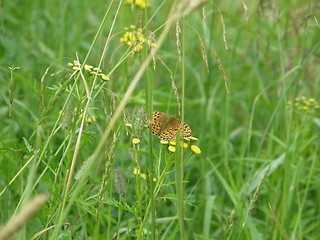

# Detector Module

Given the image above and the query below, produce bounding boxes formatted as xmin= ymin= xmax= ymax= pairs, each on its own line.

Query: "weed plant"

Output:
xmin=0 ymin=0 xmax=320 ymax=239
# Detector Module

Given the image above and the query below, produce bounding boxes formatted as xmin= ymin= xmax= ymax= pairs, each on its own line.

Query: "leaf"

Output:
xmin=22 ymin=137 xmax=34 ymax=153
xmin=0 ymin=140 xmax=30 ymax=153
xmin=241 ymin=153 xmax=286 ymax=195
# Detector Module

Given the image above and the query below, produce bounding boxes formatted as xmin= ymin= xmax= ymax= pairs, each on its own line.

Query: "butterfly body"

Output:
xmin=148 ymin=111 xmax=192 ymax=140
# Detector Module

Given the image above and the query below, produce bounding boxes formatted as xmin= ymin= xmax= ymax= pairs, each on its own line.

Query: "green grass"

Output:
xmin=1 ymin=0 xmax=320 ymax=239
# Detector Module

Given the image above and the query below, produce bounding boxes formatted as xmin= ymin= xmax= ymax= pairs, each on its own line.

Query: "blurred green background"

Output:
xmin=1 ymin=0 xmax=320 ymax=239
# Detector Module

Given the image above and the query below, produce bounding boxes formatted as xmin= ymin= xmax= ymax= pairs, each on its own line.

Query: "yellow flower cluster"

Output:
xmin=78 ymin=109 xmax=97 ymax=124
xmin=160 ymin=136 xmax=201 ymax=154
xmin=133 ymin=167 xmax=156 ymax=181
xmin=125 ymin=0 xmax=151 ymax=9
xmin=120 ymin=25 xmax=157 ymax=53
xmin=68 ymin=60 xmax=109 ymax=81
xmin=287 ymin=96 xmax=320 ymax=113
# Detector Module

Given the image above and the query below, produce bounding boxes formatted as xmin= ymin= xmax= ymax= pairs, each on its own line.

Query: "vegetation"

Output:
xmin=1 ymin=0 xmax=320 ymax=239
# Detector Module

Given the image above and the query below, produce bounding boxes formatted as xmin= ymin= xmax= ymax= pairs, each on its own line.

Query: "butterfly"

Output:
xmin=146 ymin=111 xmax=192 ymax=140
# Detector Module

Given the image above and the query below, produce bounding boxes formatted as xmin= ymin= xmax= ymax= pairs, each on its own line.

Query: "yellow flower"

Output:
xmin=72 ymin=66 xmax=81 ymax=71
xmin=99 ymin=73 xmax=110 ymax=81
xmin=137 ymin=34 xmax=145 ymax=42
xmin=84 ymin=64 xmax=93 ymax=71
xmin=86 ymin=115 xmax=96 ymax=124
xmin=133 ymin=167 xmax=140 ymax=175
xmin=69 ymin=61 xmax=110 ymax=82
xmin=190 ymin=145 xmax=201 ymax=154
xmin=150 ymin=42 xmax=157 ymax=48
xmin=188 ymin=136 xmax=198 ymax=141
xmin=140 ymin=173 xmax=147 ymax=180
xmin=134 ymin=45 xmax=144 ymax=52
xmin=91 ymin=71 xmax=100 ymax=76
xmin=303 ymin=100 xmax=309 ymax=106
xmin=133 ymin=167 xmax=155 ymax=181
xmin=182 ymin=142 xmax=188 ymax=149
xmin=125 ymin=0 xmax=151 ymax=8
xmin=120 ymin=26 xmax=155 ymax=53
xmin=132 ymin=138 xmax=140 ymax=144
xmin=168 ymin=146 xmax=176 ymax=152
xmin=77 ymin=111 xmax=94 ymax=123
xmin=135 ymin=0 xmax=151 ymax=8
xmin=292 ymin=96 xmax=319 ymax=112
xmin=160 ymin=140 xmax=169 ymax=144
xmin=168 ymin=139 xmax=188 ymax=148
xmin=93 ymin=67 xmax=102 ymax=72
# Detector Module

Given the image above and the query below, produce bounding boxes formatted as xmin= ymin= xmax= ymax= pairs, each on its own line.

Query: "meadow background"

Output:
xmin=1 ymin=0 xmax=320 ymax=239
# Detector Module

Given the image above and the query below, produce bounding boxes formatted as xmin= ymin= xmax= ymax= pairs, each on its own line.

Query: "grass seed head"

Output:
xmin=114 ymin=168 xmax=125 ymax=196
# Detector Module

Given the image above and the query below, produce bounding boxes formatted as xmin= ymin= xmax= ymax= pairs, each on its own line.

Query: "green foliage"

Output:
xmin=1 ymin=0 xmax=320 ymax=239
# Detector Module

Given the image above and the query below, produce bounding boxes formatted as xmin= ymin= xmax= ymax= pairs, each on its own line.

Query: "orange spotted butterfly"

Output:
xmin=146 ymin=111 xmax=192 ymax=140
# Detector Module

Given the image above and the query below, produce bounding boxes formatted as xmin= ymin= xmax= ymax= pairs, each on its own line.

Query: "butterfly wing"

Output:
xmin=150 ymin=111 xmax=166 ymax=137
xmin=159 ymin=119 xmax=192 ymax=140
xmin=181 ymin=122 xmax=192 ymax=138
xmin=149 ymin=111 xmax=192 ymax=140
